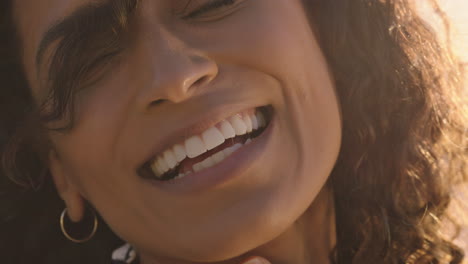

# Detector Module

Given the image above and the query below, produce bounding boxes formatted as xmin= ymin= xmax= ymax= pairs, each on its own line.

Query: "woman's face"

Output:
xmin=14 ymin=0 xmax=341 ymax=261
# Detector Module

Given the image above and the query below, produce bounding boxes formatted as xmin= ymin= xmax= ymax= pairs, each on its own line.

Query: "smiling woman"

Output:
xmin=0 ymin=0 xmax=466 ymax=264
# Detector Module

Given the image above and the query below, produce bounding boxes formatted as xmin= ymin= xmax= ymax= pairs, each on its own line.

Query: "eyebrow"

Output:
xmin=36 ymin=2 xmax=103 ymax=70
xmin=34 ymin=0 xmax=137 ymax=126
xmin=35 ymin=0 xmax=136 ymax=74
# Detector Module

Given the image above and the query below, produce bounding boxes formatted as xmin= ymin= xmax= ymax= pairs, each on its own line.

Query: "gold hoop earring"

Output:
xmin=60 ymin=207 xmax=98 ymax=243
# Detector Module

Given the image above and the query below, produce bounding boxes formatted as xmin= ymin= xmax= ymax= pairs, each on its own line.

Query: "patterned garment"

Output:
xmin=111 ymin=243 xmax=139 ymax=264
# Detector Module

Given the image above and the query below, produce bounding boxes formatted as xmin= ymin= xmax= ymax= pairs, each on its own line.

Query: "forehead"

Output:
xmin=13 ymin=0 xmax=96 ymax=89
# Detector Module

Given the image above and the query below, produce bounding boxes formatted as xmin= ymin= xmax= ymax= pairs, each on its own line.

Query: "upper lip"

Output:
xmin=139 ymin=103 xmax=266 ymax=170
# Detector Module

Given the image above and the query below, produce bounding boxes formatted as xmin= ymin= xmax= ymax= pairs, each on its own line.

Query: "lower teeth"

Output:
xmin=171 ymin=138 xmax=252 ymax=180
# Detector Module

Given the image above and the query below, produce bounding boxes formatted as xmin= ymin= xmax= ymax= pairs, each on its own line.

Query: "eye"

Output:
xmin=182 ymin=0 xmax=245 ymax=20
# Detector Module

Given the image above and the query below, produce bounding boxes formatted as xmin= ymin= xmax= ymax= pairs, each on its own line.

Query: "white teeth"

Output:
xmin=219 ymin=120 xmax=236 ymax=139
xmin=174 ymin=173 xmax=185 ymax=179
xmin=173 ymin=171 xmax=192 ymax=180
xmin=193 ymin=162 xmax=204 ymax=172
xmin=230 ymin=115 xmax=247 ymax=136
xmin=157 ymin=157 xmax=169 ymax=173
xmin=202 ymin=127 xmax=225 ymax=150
xmin=163 ymin=150 xmax=177 ymax=169
xmin=173 ymin=144 xmax=187 ymax=162
xmin=251 ymin=114 xmax=259 ymax=130
xmin=151 ymin=161 xmax=164 ymax=177
xmin=149 ymin=108 xmax=270 ymax=179
xmin=212 ymin=151 xmax=226 ymax=164
xmin=185 ymin=135 xmax=207 ymax=158
xmin=222 ymin=146 xmax=234 ymax=156
xmin=200 ymin=157 xmax=215 ymax=168
xmin=223 ymin=143 xmax=242 ymax=156
xmin=244 ymin=115 xmax=253 ymax=133
xmin=231 ymin=143 xmax=243 ymax=152
xmin=190 ymin=142 xmax=242 ymax=174
xmin=256 ymin=111 xmax=266 ymax=127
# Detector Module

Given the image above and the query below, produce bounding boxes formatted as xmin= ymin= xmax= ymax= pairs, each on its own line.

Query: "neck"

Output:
xmin=140 ymin=185 xmax=336 ymax=264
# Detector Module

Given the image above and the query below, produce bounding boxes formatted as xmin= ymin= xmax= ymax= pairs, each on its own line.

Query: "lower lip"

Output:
xmin=147 ymin=115 xmax=276 ymax=195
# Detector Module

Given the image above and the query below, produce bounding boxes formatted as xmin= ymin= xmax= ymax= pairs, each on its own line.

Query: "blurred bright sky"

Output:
xmin=418 ymin=0 xmax=468 ymax=62
xmin=439 ymin=0 xmax=468 ymax=62
xmin=419 ymin=1 xmax=468 ymax=257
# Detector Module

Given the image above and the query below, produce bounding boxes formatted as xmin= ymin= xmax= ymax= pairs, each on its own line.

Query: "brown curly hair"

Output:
xmin=0 ymin=0 xmax=466 ymax=263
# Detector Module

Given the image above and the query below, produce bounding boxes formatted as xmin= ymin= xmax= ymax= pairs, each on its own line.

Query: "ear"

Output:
xmin=49 ymin=150 xmax=85 ymax=223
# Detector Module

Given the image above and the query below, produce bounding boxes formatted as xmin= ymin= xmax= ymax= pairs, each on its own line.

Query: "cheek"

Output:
xmin=52 ymin=131 xmax=127 ymax=202
xmin=50 ymin=73 xmax=138 ymax=205
xmin=52 ymin=129 xmax=147 ymax=243
xmin=237 ymin=2 xmax=342 ymax=208
xmin=214 ymin=0 xmax=342 ymax=175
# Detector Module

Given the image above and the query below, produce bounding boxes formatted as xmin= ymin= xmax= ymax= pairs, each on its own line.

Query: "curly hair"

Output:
xmin=307 ymin=0 xmax=467 ymax=263
xmin=0 ymin=0 xmax=466 ymax=263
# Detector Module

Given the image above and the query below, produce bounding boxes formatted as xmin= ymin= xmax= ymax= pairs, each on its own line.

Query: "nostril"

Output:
xmin=150 ymin=99 xmax=167 ymax=106
xmin=193 ymin=76 xmax=210 ymax=87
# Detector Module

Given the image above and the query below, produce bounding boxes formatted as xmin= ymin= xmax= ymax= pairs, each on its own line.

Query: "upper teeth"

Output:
xmin=150 ymin=109 xmax=267 ymax=178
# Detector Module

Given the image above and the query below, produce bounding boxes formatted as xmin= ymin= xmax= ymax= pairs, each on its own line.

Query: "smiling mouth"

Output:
xmin=138 ymin=106 xmax=273 ymax=182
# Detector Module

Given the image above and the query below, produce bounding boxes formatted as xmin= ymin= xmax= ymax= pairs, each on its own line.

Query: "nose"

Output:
xmin=137 ymin=28 xmax=218 ymax=108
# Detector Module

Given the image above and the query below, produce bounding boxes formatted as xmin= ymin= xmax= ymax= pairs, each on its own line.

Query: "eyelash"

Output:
xmin=184 ymin=0 xmax=239 ymax=19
